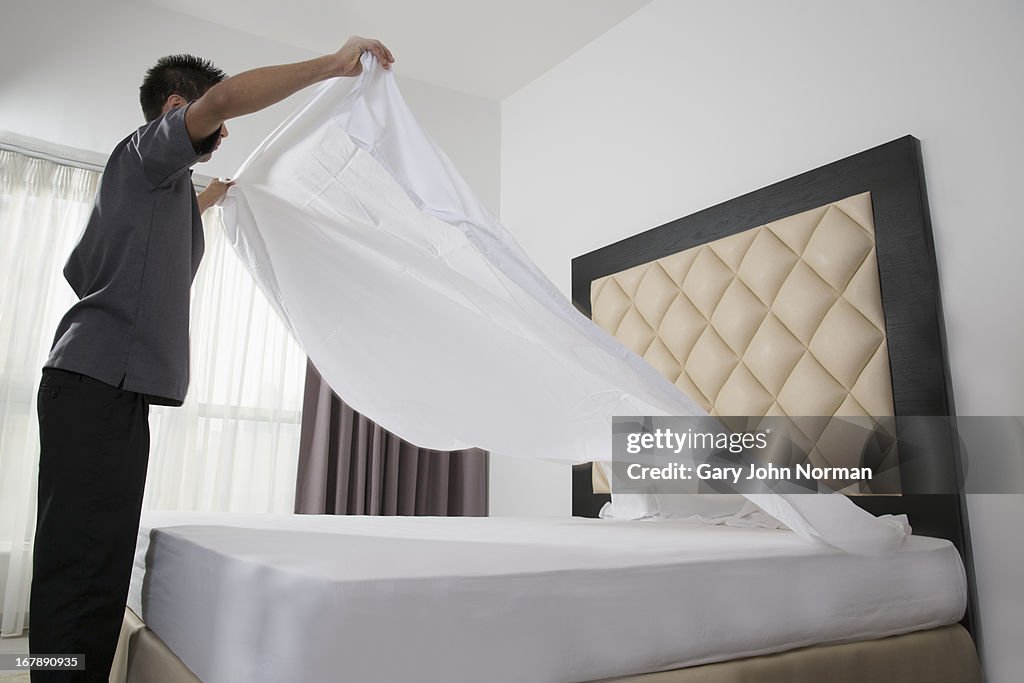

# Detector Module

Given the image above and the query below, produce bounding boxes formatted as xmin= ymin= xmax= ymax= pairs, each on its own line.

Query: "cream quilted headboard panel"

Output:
xmin=591 ymin=192 xmax=900 ymax=493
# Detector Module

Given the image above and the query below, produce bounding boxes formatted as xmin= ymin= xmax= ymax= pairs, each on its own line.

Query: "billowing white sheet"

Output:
xmin=130 ymin=512 xmax=966 ymax=683
xmin=219 ymin=54 xmax=909 ymax=555
xmin=221 ymin=55 xmax=700 ymax=461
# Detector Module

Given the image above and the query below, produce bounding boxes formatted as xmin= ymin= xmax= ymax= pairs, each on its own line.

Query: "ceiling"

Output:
xmin=139 ymin=0 xmax=653 ymax=100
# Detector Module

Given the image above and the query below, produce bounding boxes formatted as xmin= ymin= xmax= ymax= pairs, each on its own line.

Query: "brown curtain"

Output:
xmin=295 ymin=360 xmax=488 ymax=516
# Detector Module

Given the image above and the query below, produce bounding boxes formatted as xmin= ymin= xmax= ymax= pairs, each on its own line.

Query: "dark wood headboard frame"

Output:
xmin=570 ymin=136 xmax=978 ymax=638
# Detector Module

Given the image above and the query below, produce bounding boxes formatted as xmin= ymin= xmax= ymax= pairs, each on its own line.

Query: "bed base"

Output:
xmin=111 ymin=607 xmax=980 ymax=683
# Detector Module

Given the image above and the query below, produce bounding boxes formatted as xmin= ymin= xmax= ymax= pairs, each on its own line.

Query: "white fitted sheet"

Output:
xmin=130 ymin=512 xmax=966 ymax=683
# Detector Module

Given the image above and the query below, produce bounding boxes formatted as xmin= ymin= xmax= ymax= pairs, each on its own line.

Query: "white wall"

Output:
xmin=501 ymin=0 xmax=1023 ymax=679
xmin=0 ymin=0 xmax=500 ymax=213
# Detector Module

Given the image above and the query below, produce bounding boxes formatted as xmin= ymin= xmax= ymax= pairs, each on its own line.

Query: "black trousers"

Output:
xmin=30 ymin=368 xmax=150 ymax=683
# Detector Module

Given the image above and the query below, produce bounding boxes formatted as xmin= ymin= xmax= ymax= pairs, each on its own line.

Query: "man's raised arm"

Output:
xmin=185 ymin=36 xmax=394 ymax=145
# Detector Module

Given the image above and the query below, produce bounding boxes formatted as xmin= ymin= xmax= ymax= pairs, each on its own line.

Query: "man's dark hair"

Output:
xmin=139 ymin=54 xmax=227 ymax=122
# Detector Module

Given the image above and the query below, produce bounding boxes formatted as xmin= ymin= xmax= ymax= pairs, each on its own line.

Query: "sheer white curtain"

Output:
xmin=0 ymin=148 xmax=305 ymax=637
xmin=146 ymin=203 xmax=306 ymax=512
xmin=0 ymin=149 xmax=94 ymax=637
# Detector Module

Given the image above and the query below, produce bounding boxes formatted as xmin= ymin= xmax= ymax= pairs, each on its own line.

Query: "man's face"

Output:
xmin=198 ymin=124 xmax=228 ymax=163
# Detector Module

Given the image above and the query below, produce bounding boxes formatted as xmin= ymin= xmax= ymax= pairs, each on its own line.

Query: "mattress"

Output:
xmin=129 ymin=513 xmax=967 ymax=683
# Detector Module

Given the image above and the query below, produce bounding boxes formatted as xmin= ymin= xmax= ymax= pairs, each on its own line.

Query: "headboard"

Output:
xmin=570 ymin=136 xmax=977 ymax=635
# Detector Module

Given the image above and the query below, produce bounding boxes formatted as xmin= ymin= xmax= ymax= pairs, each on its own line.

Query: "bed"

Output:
xmin=112 ymin=136 xmax=981 ymax=682
xmin=570 ymin=135 xmax=979 ymax=677
xmin=112 ymin=511 xmax=974 ymax=683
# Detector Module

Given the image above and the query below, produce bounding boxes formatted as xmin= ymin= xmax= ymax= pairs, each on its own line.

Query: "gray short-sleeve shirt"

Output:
xmin=45 ymin=104 xmax=219 ymax=406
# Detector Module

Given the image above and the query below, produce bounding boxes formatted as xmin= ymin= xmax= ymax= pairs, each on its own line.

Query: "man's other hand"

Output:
xmin=198 ymin=178 xmax=234 ymax=213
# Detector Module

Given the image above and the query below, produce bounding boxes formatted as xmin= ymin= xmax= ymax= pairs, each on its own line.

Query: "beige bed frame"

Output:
xmin=112 ymin=607 xmax=980 ymax=683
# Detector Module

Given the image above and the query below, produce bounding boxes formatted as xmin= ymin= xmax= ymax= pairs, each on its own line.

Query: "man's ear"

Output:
xmin=161 ymin=94 xmax=188 ymax=115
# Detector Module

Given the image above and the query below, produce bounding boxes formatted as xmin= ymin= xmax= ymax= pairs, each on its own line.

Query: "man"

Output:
xmin=31 ymin=36 xmax=394 ymax=682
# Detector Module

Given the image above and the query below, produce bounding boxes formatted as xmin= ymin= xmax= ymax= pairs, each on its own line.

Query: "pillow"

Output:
xmin=595 ymin=459 xmax=753 ymax=522
xmin=594 ymin=464 xmax=911 ymax=554
xmin=599 ymin=490 xmax=779 ymax=527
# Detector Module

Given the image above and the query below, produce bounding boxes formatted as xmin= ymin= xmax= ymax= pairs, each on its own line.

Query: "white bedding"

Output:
xmin=130 ymin=512 xmax=966 ymax=683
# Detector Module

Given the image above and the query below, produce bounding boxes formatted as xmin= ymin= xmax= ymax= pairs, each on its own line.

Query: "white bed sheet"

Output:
xmin=215 ymin=54 xmax=913 ymax=557
xmin=130 ymin=512 xmax=966 ymax=683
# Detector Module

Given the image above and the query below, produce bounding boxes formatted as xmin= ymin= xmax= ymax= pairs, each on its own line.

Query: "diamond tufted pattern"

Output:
xmin=591 ymin=193 xmax=899 ymax=493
